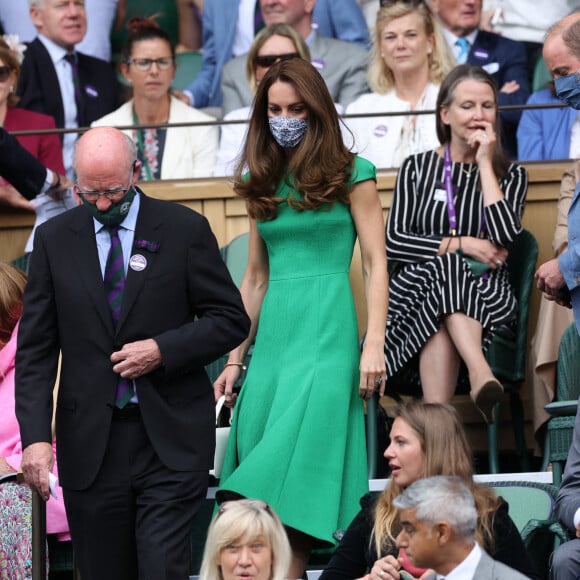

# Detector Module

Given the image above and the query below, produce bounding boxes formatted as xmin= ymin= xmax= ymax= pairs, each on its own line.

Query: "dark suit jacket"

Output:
xmin=17 ymin=38 xmax=119 ymax=130
xmin=0 ymin=127 xmax=46 ymax=199
xmin=467 ymin=30 xmax=530 ymax=157
xmin=15 ymin=192 xmax=250 ymax=490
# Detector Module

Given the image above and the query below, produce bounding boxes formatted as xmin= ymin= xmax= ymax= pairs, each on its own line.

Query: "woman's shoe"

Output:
xmin=471 ymin=378 xmax=503 ymax=423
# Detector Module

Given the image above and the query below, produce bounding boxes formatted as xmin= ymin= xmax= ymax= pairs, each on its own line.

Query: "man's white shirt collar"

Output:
xmin=437 ymin=542 xmax=482 ymax=580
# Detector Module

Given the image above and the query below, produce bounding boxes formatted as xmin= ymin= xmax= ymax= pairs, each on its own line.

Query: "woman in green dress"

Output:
xmin=213 ymin=58 xmax=388 ymax=579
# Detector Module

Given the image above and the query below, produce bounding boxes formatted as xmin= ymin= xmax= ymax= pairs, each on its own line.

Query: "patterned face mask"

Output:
xmin=268 ymin=117 xmax=309 ymax=148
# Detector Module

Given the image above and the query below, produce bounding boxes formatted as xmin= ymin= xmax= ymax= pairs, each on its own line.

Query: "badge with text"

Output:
xmin=129 ymin=254 xmax=147 ymax=272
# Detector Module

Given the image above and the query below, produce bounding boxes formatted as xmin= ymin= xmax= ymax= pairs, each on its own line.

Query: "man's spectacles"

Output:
xmin=0 ymin=66 xmax=12 ymax=82
xmin=126 ymin=57 xmax=174 ymax=72
xmin=76 ymin=166 xmax=135 ymax=202
xmin=380 ymin=0 xmax=424 ymax=6
xmin=255 ymin=53 xmax=299 ymax=68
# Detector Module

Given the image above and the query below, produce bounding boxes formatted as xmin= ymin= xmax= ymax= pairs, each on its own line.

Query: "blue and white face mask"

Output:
xmin=268 ymin=117 xmax=309 ymax=148
xmin=555 ymin=70 xmax=580 ymax=110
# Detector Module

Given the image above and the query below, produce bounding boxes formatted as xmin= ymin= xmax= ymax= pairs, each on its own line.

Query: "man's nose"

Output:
xmin=95 ymin=195 xmax=113 ymax=211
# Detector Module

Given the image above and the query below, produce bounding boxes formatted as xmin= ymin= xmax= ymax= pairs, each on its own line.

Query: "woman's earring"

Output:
xmin=9 ymin=85 xmax=14 ymax=93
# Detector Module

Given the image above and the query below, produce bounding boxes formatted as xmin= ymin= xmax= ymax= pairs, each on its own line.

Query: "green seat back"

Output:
xmin=171 ymin=51 xmax=203 ymax=91
xmin=222 ymin=233 xmax=249 ymax=288
xmin=489 ymin=481 xmax=556 ymax=533
xmin=486 ymin=229 xmax=538 ymax=384
xmin=556 ymin=322 xmax=580 ymax=401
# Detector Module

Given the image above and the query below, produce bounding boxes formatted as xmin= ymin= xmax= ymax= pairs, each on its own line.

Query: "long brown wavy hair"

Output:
xmin=234 ymin=58 xmax=354 ymax=221
xmin=372 ymin=401 xmax=499 ymax=557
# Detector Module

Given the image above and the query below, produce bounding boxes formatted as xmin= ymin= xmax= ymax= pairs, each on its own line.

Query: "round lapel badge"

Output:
xmin=129 ymin=254 xmax=147 ymax=272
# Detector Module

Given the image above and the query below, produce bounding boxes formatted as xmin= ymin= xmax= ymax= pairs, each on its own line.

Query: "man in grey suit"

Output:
xmin=220 ymin=0 xmax=369 ymax=116
xmin=393 ymin=476 xmax=530 ymax=580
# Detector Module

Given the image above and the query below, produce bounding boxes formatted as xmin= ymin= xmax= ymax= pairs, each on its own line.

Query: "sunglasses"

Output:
xmin=380 ymin=0 xmax=424 ymax=6
xmin=255 ymin=52 xmax=299 ymax=68
xmin=0 ymin=66 xmax=12 ymax=82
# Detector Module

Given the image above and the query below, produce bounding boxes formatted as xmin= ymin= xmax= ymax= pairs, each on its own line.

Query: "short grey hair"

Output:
xmin=393 ymin=476 xmax=477 ymax=540
xmin=28 ymin=0 xmax=44 ymax=8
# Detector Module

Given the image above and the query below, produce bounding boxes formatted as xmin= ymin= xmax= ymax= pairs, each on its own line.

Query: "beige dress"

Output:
xmin=529 ymin=161 xmax=578 ymax=450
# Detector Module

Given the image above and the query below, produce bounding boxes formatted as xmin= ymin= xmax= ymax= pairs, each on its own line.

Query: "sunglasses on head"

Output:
xmin=380 ymin=0 xmax=424 ymax=6
xmin=255 ymin=52 xmax=299 ymax=68
xmin=0 ymin=66 xmax=12 ymax=82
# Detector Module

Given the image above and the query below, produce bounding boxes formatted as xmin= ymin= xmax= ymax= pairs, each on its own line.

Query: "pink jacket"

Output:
xmin=0 ymin=321 xmax=70 ymax=539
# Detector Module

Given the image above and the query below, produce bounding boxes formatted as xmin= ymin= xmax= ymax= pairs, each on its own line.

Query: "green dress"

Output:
xmin=217 ymin=156 xmax=375 ymax=546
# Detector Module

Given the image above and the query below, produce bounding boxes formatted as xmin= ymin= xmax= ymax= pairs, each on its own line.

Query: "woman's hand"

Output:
xmin=368 ymin=555 xmax=403 ymax=579
xmin=466 ymin=120 xmax=495 ymax=166
xmin=359 ymin=339 xmax=387 ymax=400
xmin=461 ymin=236 xmax=508 ymax=270
xmin=213 ymin=365 xmax=242 ymax=407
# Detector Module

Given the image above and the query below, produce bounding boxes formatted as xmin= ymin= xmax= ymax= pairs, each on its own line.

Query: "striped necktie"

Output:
xmin=104 ymin=226 xmax=132 ymax=408
xmin=455 ymin=37 xmax=469 ymax=64
xmin=64 ymin=52 xmax=83 ymax=126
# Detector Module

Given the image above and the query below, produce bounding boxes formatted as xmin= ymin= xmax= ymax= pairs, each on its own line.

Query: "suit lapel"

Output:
xmin=116 ymin=193 xmax=162 ymax=331
xmin=68 ymin=210 xmax=115 ymax=335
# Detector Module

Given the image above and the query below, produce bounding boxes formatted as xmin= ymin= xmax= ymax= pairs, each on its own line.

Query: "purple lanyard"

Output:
xmin=443 ymin=145 xmax=486 ymax=238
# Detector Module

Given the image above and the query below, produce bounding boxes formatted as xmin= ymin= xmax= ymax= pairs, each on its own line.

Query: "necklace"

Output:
xmin=460 ymin=164 xmax=477 ymax=176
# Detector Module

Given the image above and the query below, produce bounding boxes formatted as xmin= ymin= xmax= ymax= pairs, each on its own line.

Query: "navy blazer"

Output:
xmin=17 ymin=38 xmax=119 ymax=131
xmin=467 ymin=30 xmax=530 ymax=156
xmin=0 ymin=127 xmax=46 ymax=199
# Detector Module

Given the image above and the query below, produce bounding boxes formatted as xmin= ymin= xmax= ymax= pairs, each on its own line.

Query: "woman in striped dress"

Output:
xmin=385 ymin=65 xmax=528 ymax=423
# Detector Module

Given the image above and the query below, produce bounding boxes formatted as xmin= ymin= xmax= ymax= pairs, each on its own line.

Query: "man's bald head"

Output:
xmin=544 ymin=13 xmax=580 ymax=78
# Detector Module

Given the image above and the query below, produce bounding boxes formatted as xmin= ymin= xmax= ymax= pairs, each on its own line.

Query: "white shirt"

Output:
xmin=37 ymin=34 xmax=78 ymax=180
xmin=232 ymin=0 xmax=259 ymax=57
xmin=437 ymin=542 xmax=482 ymax=580
xmin=442 ymin=28 xmax=479 ymax=64
xmin=482 ymin=0 xmax=578 ymax=44
xmin=569 ymin=113 xmax=580 ymax=160
xmin=344 ymin=84 xmax=440 ymax=169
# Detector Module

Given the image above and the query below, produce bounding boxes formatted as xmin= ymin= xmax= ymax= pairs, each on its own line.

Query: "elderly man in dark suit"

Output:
xmin=393 ymin=476 xmax=530 ymax=580
xmin=429 ymin=0 xmax=529 ymax=158
xmin=16 ymin=127 xmax=250 ymax=579
xmin=219 ymin=0 xmax=369 ymax=116
xmin=17 ymin=0 xmax=118 ymax=178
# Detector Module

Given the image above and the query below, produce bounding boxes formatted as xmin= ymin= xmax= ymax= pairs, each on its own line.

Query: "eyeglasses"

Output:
xmin=126 ymin=57 xmax=174 ymax=72
xmin=76 ymin=166 xmax=135 ymax=202
xmin=380 ymin=0 xmax=424 ymax=6
xmin=255 ymin=53 xmax=299 ymax=68
xmin=0 ymin=66 xmax=12 ymax=82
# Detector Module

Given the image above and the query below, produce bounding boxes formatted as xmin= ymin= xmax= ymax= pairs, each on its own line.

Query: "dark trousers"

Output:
xmin=63 ymin=408 xmax=208 ymax=580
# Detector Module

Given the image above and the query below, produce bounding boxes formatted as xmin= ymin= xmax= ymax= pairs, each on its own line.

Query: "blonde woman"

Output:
xmin=345 ymin=0 xmax=455 ymax=169
xmin=199 ymin=499 xmax=291 ymax=580
xmin=319 ymin=401 xmax=538 ymax=580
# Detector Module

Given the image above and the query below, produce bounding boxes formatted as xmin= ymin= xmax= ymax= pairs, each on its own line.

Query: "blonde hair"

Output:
xmin=199 ymin=499 xmax=291 ymax=580
xmin=246 ymin=23 xmax=311 ymax=95
xmin=0 ymin=262 xmax=26 ymax=348
xmin=372 ymin=401 xmax=498 ymax=557
xmin=367 ymin=2 xmax=455 ymax=94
